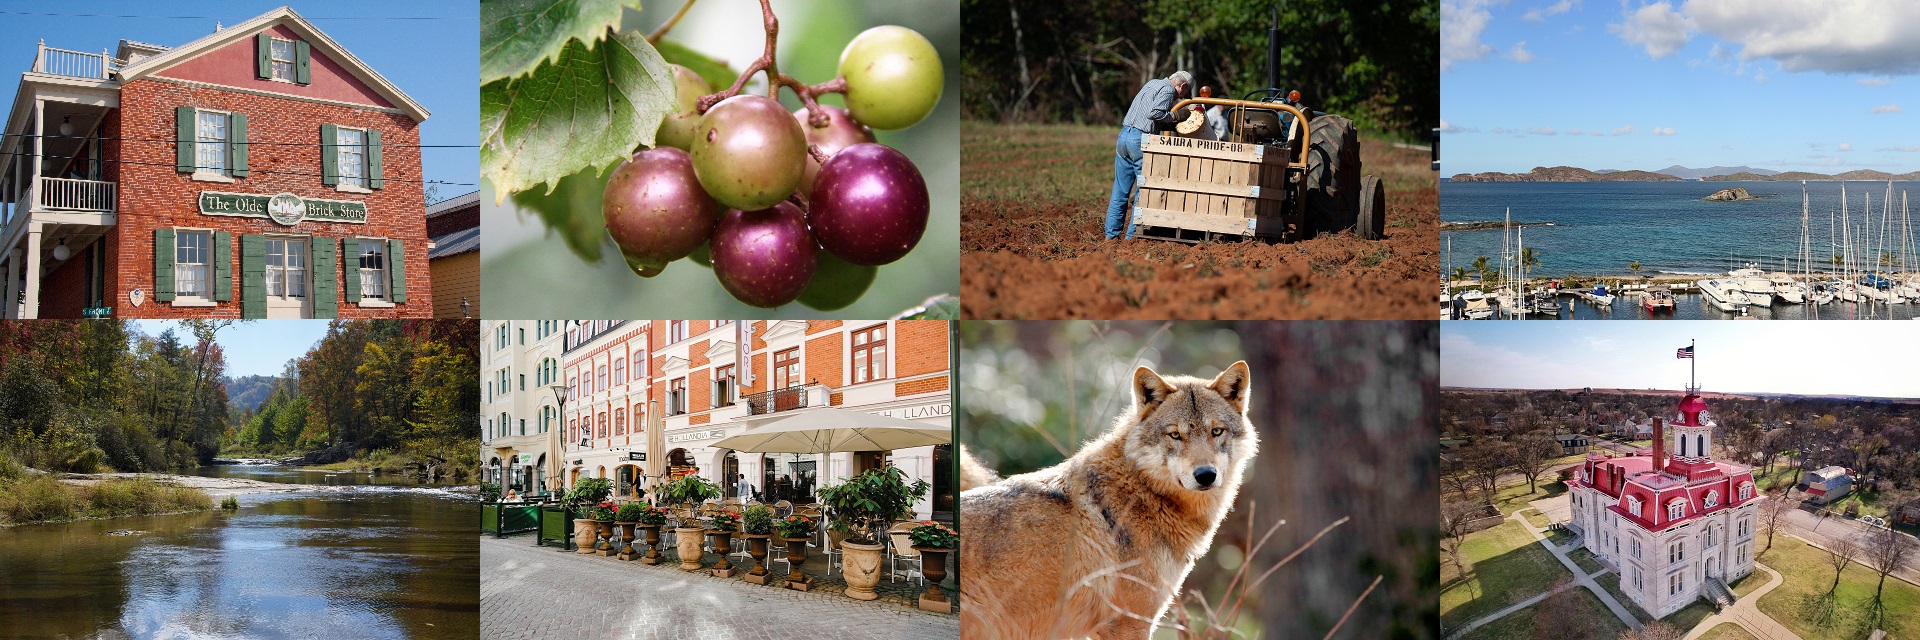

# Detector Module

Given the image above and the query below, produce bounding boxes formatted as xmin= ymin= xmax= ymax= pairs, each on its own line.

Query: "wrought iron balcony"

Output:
xmin=744 ymin=385 xmax=814 ymax=415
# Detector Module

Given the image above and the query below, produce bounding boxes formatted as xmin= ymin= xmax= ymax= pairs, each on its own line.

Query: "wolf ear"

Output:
xmin=1209 ymin=361 xmax=1252 ymax=414
xmin=1132 ymin=366 xmax=1172 ymax=419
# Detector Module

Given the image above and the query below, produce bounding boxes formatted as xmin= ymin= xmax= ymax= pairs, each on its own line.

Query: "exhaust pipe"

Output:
xmin=1267 ymin=4 xmax=1281 ymax=92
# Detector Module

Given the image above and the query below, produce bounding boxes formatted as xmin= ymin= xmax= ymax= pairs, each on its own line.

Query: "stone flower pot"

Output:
xmin=637 ymin=524 xmax=663 ymax=564
xmin=596 ymin=520 xmax=617 ymax=555
xmin=913 ymin=546 xmax=954 ymax=612
xmin=573 ymin=518 xmax=598 ymax=554
xmin=615 ymin=522 xmax=638 ymax=560
xmin=708 ymin=529 xmax=735 ymax=577
xmin=675 ymin=526 xmax=706 ymax=570
xmin=840 ymin=539 xmax=886 ymax=601
xmin=743 ymin=533 xmax=772 ymax=584
xmin=781 ymin=536 xmax=813 ymax=591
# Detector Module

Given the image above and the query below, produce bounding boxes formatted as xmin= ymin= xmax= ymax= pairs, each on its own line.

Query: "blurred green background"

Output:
xmin=962 ymin=321 xmax=1440 ymax=639
xmin=480 ymin=0 xmax=959 ymax=318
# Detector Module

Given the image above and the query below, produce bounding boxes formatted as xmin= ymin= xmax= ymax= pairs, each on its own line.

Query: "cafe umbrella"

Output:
xmin=711 ymin=406 xmax=952 ymax=454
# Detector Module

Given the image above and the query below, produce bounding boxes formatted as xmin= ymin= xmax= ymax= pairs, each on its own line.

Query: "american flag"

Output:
xmin=1676 ymin=345 xmax=1694 ymax=359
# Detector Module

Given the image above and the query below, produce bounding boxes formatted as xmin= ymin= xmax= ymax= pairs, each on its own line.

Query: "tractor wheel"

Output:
xmin=1303 ymin=114 xmax=1361 ymax=237
xmin=1358 ymin=175 xmax=1386 ymax=240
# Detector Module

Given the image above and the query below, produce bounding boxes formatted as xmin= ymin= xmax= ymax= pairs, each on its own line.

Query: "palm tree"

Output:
xmin=1520 ymin=248 xmax=1541 ymax=287
xmin=1451 ymin=267 xmax=1469 ymax=284
xmin=1628 ymin=260 xmax=1644 ymax=281
xmin=1470 ymin=256 xmax=1492 ymax=286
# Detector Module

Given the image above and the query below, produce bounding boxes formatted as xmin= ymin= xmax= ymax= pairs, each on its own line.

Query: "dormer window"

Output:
xmin=1668 ymin=499 xmax=1685 ymax=521
xmin=1626 ymin=496 xmax=1642 ymax=517
xmin=1704 ymin=491 xmax=1719 ymax=508
xmin=1738 ymin=483 xmax=1752 ymax=501
xmin=270 ymin=38 xmax=295 ymax=81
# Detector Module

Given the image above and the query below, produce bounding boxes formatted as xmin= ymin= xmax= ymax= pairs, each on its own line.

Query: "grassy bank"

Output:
xmin=303 ymin=448 xmax=474 ymax=481
xmin=0 ymin=459 xmax=215 ymax=526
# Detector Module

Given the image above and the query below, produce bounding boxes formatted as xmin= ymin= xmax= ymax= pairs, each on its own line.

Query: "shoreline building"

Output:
xmin=0 ymin=7 xmax=434 ymax=318
xmin=558 ymin=320 xmax=957 ymax=523
xmin=481 ymin=320 xmax=565 ymax=497
xmin=1568 ymin=389 xmax=1760 ymax=618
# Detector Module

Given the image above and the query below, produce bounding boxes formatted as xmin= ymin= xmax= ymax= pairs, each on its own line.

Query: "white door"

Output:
xmin=264 ymin=238 xmax=311 ymax=319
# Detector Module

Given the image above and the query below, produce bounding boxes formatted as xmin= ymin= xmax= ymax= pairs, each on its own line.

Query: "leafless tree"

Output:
xmin=1511 ymin=433 xmax=1560 ymax=494
xmin=1441 ymin=497 xmax=1482 ymax=574
xmin=1460 ymin=441 xmax=1512 ymax=507
xmin=1862 ymin=525 xmax=1917 ymax=603
xmin=1825 ymin=536 xmax=1861 ymax=593
xmin=1759 ymin=494 xmax=1795 ymax=553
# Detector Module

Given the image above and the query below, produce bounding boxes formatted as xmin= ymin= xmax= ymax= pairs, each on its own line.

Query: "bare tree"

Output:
xmin=1862 ymin=525 xmax=1917 ymax=603
xmin=1759 ymin=428 xmax=1790 ymax=477
xmin=1618 ymin=621 xmax=1686 ymax=640
xmin=1511 ymin=433 xmax=1560 ymax=494
xmin=1759 ymin=494 xmax=1794 ymax=553
xmin=1441 ymin=498 xmax=1482 ymax=574
xmin=1461 ymin=441 xmax=1512 ymax=507
xmin=1824 ymin=536 xmax=1861 ymax=593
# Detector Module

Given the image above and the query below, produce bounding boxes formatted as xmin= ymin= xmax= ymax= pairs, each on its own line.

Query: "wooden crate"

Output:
xmin=1132 ymin=134 xmax=1300 ymax=241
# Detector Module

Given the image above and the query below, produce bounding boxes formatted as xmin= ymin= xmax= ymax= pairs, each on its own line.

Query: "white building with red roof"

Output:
xmin=1567 ymin=389 xmax=1760 ymax=618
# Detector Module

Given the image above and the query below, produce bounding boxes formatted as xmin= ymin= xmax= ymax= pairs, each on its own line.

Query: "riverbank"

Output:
xmin=59 ymin=472 xmax=338 ymax=497
xmin=0 ymin=472 xmax=215 ymax=527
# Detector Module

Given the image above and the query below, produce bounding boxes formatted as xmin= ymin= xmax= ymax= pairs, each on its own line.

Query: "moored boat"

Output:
xmin=1643 ymin=286 xmax=1675 ymax=313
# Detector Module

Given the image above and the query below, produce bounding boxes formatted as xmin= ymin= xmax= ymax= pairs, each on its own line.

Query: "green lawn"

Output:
xmin=1442 ymin=519 xmax=1574 ymax=630
xmin=1699 ymin=622 xmax=1759 ymax=640
xmin=1595 ymin=572 xmax=1716 ymax=630
xmin=1754 ymin=536 xmax=1920 ymax=640
xmin=1492 ymin=480 xmax=1566 ymax=517
xmin=1520 ymin=508 xmax=1552 ymax=529
xmin=1728 ymin=568 xmax=1769 ymax=599
xmin=1546 ymin=527 xmax=1577 ymax=548
xmin=1751 ymin=465 xmax=1800 ymax=492
xmin=1568 ymin=548 xmax=1605 ymax=576
xmin=1458 ymin=585 xmax=1628 ymax=640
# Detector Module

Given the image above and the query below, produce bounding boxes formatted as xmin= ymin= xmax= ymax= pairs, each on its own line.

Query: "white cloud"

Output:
xmin=1892 ymin=145 xmax=1920 ymax=152
xmin=1653 ymin=127 xmax=1678 ymax=135
xmin=1440 ymin=119 xmax=1478 ymax=133
xmin=1860 ymin=77 xmax=1893 ymax=86
xmin=1754 ymin=69 xmax=1768 ymax=83
xmin=1566 ymin=128 xmax=1584 ymax=135
xmin=1509 ymin=41 xmax=1535 ymax=63
xmin=1838 ymin=142 xmax=1853 ymax=152
xmin=1610 ymin=2 xmax=1693 ymax=58
xmin=1529 ymin=126 xmax=1559 ymax=135
xmin=1522 ymin=0 xmax=1580 ymax=22
xmin=1591 ymin=130 xmax=1606 ymax=136
xmin=1872 ymin=103 xmax=1903 ymax=113
xmin=1685 ymin=0 xmax=1920 ymax=75
xmin=1709 ymin=43 xmax=1725 ymax=59
xmin=1442 ymin=0 xmax=1497 ymax=72
xmin=1612 ymin=125 xmax=1637 ymax=135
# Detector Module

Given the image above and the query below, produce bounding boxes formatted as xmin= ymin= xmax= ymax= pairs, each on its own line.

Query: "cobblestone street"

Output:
xmin=480 ymin=535 xmax=960 ymax=639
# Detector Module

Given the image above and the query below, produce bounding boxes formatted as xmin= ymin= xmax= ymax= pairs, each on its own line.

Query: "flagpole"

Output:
xmin=1690 ymin=339 xmax=1696 ymax=393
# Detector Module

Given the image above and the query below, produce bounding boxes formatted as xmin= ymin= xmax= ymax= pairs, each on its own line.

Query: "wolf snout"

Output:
xmin=1192 ymin=466 xmax=1218 ymax=489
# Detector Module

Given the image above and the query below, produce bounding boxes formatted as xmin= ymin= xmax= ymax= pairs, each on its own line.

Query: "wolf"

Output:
xmin=959 ymin=362 xmax=1258 ymax=640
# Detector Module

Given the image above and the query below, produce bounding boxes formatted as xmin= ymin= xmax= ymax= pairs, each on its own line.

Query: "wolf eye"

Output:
xmin=1167 ymin=431 xmax=1182 ymax=441
xmin=1211 ymin=427 xmax=1225 ymax=437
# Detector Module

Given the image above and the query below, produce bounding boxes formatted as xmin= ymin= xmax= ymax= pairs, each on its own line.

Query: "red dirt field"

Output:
xmin=960 ymin=123 xmax=1438 ymax=319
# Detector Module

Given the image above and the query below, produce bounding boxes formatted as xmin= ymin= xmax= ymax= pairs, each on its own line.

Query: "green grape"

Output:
xmin=654 ymin=64 xmax=710 ymax=151
xmin=691 ymin=94 xmax=808 ymax=210
xmin=838 ymin=26 xmax=943 ymax=130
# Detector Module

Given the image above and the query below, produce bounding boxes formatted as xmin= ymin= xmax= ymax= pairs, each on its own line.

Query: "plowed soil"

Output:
xmin=960 ymin=123 xmax=1438 ymax=319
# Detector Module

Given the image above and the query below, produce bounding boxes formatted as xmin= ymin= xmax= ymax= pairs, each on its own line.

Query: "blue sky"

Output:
xmin=1442 ymin=321 xmax=1920 ymax=397
xmin=1442 ymin=0 xmax=1920 ymax=175
xmin=0 ymin=1 xmax=477 ymax=200
xmin=130 ymin=320 xmax=331 ymax=378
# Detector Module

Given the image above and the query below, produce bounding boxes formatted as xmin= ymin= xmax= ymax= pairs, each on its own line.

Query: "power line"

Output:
xmin=4 ymin=150 xmax=475 ymax=185
xmin=0 ymin=10 xmax=472 ymax=20
xmin=1 ymin=133 xmax=477 ymax=148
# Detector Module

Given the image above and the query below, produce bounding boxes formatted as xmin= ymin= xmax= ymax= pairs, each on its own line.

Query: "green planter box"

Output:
xmin=482 ymin=505 xmax=501 ymax=533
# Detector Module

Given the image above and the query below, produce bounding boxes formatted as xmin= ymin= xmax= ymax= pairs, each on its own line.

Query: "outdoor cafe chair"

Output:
xmin=886 ymin=522 xmax=923 ymax=586
xmin=773 ymin=500 xmax=793 ymax=519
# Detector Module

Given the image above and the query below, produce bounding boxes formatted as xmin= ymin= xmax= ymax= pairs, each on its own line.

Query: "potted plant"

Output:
xmin=614 ymin=503 xmax=645 ymax=560
xmin=592 ymin=502 xmax=618 ymax=555
xmin=741 ymin=504 xmax=775 ymax=584
xmin=816 ymin=466 xmax=930 ymax=600
xmin=634 ymin=503 xmax=668 ymax=565
xmin=707 ymin=508 xmax=740 ymax=577
xmin=908 ymin=521 xmax=958 ymax=612
xmin=563 ymin=477 xmax=612 ymax=554
xmin=775 ymin=513 xmax=817 ymax=591
xmin=480 ymin=481 xmax=501 ymax=503
xmin=661 ymin=475 xmax=722 ymax=570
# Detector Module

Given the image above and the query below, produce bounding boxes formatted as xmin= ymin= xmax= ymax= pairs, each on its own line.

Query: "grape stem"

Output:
xmin=694 ymin=0 xmax=848 ymax=129
xmin=644 ymin=0 xmax=699 ymax=45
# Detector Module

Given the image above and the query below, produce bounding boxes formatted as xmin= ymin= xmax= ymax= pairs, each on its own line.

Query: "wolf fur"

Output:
xmin=960 ymin=362 xmax=1258 ymax=640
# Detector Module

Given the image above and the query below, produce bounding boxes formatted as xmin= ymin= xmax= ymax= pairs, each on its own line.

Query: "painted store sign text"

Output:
xmin=198 ymin=191 xmax=368 ymax=225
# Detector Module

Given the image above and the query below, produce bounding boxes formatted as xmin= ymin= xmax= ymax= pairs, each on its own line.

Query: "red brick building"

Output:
xmin=0 ymin=7 xmax=432 ymax=318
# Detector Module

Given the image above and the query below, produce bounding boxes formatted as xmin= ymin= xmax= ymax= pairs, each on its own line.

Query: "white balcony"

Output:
xmin=32 ymin=43 xmax=123 ymax=81
xmin=36 ymin=177 xmax=115 ymax=213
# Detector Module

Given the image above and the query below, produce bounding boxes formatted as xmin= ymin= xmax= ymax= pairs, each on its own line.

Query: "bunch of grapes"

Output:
xmin=602 ymin=24 xmax=942 ymax=309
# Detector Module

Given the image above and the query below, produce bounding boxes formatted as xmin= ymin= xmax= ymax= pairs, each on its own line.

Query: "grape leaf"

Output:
xmin=479 ymin=0 xmax=642 ymax=84
xmin=894 ymin=294 xmax=959 ymax=320
xmin=510 ymin=166 xmax=612 ymax=261
xmin=482 ymin=30 xmax=674 ymax=200
xmin=654 ymin=38 xmax=738 ymax=90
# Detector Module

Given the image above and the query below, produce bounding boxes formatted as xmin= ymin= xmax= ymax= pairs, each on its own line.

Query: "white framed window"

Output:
xmin=175 ymin=230 xmax=211 ymax=298
xmin=1631 ymin=537 xmax=1641 ymax=559
xmin=1670 ymin=542 xmax=1684 ymax=563
xmin=713 ymin=364 xmax=736 ymax=406
xmin=196 ymin=110 xmax=229 ymax=176
xmin=357 ymin=238 xmax=388 ymax=300
xmin=337 ymin=127 xmax=368 ymax=188
xmin=269 ymin=38 xmax=295 ymax=81
xmin=1626 ymin=496 xmax=1642 ymax=517
xmin=1705 ymin=491 xmax=1719 ymax=508
xmin=264 ymin=238 xmax=307 ymax=298
xmin=1738 ymin=483 xmax=1752 ymax=501
xmin=1632 ymin=569 xmax=1641 ymax=590
xmin=1668 ymin=499 xmax=1685 ymax=521
xmin=1669 ymin=572 xmax=1684 ymax=596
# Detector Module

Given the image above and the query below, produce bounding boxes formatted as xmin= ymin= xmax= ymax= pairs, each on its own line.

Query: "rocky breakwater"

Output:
xmin=1702 ymin=187 xmax=1760 ymax=202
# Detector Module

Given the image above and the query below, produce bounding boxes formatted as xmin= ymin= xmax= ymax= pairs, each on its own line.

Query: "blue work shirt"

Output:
xmin=1121 ymin=78 xmax=1182 ymax=133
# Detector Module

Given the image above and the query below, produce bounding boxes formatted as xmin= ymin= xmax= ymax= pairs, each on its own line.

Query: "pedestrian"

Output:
xmin=735 ymin=473 xmax=755 ymax=501
xmin=1105 ymin=70 xmax=1194 ymax=240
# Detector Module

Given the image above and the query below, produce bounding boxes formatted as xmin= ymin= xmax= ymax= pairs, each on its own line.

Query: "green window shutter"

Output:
xmin=321 ymin=124 xmax=339 ymax=186
xmin=256 ymin=33 xmax=271 ymax=79
xmin=213 ymin=231 xmax=233 ymax=302
xmin=367 ymin=129 xmax=384 ymax=190
xmin=229 ymin=112 xmax=248 ymax=178
xmin=311 ymin=236 xmax=336 ymax=318
xmin=153 ymin=228 xmax=175 ymax=302
xmin=239 ymin=234 xmax=266 ymax=319
xmin=341 ymin=237 xmax=361 ymax=303
xmin=294 ymin=40 xmax=311 ymax=85
xmin=387 ymin=239 xmax=406 ymax=303
xmin=175 ymin=106 xmax=196 ymax=173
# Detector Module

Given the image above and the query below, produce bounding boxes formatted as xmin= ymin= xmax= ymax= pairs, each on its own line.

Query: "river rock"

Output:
xmin=1703 ymin=187 xmax=1758 ymax=202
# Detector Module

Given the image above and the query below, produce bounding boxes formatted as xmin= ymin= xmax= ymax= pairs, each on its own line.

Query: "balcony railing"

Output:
xmin=32 ymin=43 xmax=123 ymax=80
xmin=744 ymin=385 xmax=813 ymax=416
xmin=37 ymin=177 xmax=115 ymax=212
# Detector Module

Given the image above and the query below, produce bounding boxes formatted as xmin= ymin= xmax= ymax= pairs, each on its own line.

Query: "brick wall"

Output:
xmin=806 ymin=333 xmax=842 ymax=387
xmin=896 ymin=376 xmax=949 ymax=396
xmin=895 ymin=320 xmax=950 ymax=377
xmin=425 ymin=201 xmax=477 ymax=237
xmin=106 ymin=77 xmax=431 ymax=318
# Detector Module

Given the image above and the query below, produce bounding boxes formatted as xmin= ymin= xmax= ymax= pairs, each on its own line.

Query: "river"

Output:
xmin=0 ymin=462 xmax=478 ymax=639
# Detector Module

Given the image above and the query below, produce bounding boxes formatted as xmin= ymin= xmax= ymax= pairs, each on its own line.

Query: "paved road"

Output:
xmin=480 ymin=536 xmax=959 ymax=640
xmin=1775 ymin=503 xmax=1920 ymax=584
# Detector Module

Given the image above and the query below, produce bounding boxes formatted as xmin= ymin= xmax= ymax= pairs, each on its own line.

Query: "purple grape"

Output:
xmin=710 ymin=202 xmax=817 ymax=307
xmin=793 ymin=105 xmax=874 ymax=199
xmin=602 ymin=147 xmax=721 ymax=276
xmin=808 ymin=143 xmax=929 ymax=266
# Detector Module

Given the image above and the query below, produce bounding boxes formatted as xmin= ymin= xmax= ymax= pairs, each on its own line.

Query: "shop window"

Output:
xmin=264 ymin=238 xmax=307 ymax=298
xmin=175 ymin=230 xmax=211 ymax=298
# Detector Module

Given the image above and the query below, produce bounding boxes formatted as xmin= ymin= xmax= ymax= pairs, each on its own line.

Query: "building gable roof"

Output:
xmin=116 ymin=6 xmax=428 ymax=121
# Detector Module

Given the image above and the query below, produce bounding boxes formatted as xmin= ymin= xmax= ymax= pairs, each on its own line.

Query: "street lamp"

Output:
xmin=549 ymin=383 xmax=572 ymax=552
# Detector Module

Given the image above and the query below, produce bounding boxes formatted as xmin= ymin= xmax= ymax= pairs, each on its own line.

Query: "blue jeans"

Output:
xmin=1105 ymin=126 xmax=1145 ymax=239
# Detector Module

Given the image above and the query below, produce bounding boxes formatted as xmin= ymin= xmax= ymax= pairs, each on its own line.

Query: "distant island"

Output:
xmin=1448 ymin=164 xmax=1920 ymax=183
xmin=1701 ymin=187 xmax=1760 ymax=201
